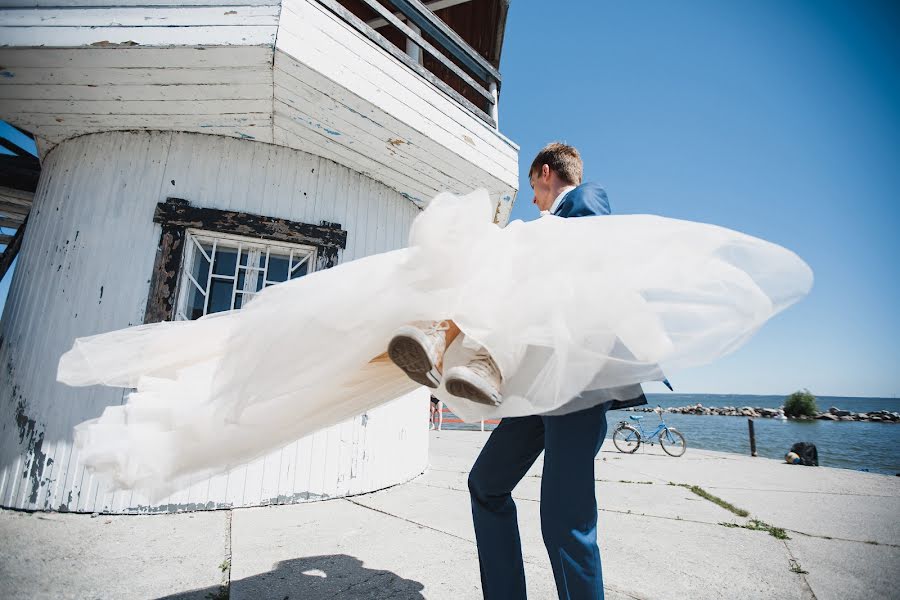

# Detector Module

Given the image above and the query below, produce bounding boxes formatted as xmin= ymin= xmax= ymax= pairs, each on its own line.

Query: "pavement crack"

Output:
xmin=412 ymin=481 xmax=729 ymax=530
xmin=343 ymin=498 xmax=475 ymax=546
xmin=781 ymin=539 xmax=818 ymax=600
xmin=705 ymin=486 xmax=896 ymax=498
xmin=209 ymin=509 xmax=233 ymax=600
xmin=425 ymin=467 xmax=473 ymax=475
xmin=785 ymin=529 xmax=899 ymax=548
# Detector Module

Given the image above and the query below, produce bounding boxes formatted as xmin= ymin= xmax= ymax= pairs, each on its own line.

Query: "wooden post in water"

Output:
xmin=748 ymin=419 xmax=757 ymax=457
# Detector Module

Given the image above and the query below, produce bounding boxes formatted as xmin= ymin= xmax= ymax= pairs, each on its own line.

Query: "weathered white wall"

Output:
xmin=0 ymin=0 xmax=519 ymax=222
xmin=0 ymin=130 xmax=429 ymax=513
xmin=275 ymin=0 xmax=518 ymax=212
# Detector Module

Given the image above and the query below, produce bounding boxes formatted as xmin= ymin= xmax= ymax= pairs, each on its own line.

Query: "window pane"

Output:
xmin=180 ymin=233 xmax=317 ymax=321
xmin=291 ymin=257 xmax=310 ymax=279
xmin=267 ymin=255 xmax=289 ymax=283
xmin=213 ymin=247 xmax=238 ymax=276
xmin=208 ymin=279 xmax=234 ymax=314
xmin=187 ymin=286 xmax=206 ymax=320
xmin=192 ymin=258 xmax=209 ymax=289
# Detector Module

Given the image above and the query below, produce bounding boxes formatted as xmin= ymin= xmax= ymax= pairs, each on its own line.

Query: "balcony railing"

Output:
xmin=315 ymin=0 xmax=502 ymax=128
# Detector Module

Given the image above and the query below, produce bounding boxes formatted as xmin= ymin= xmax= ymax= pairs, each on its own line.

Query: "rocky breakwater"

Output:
xmin=625 ymin=404 xmax=900 ymax=423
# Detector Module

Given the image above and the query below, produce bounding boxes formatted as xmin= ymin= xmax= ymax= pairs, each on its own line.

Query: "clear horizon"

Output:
xmin=499 ymin=0 xmax=899 ymax=398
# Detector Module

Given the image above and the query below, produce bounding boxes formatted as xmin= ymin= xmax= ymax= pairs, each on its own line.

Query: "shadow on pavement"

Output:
xmin=157 ymin=553 xmax=426 ymax=600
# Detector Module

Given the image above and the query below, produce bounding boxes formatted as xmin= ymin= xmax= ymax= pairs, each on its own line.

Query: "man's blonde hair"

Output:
xmin=528 ymin=142 xmax=583 ymax=186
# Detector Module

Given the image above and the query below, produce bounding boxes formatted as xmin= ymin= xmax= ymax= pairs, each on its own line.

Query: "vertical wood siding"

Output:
xmin=0 ymin=130 xmax=429 ymax=513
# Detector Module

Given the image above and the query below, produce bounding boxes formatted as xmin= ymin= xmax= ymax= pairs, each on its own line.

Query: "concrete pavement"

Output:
xmin=2 ymin=431 xmax=898 ymax=599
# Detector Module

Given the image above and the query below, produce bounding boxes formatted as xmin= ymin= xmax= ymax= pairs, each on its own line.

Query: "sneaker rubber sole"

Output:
xmin=387 ymin=334 xmax=440 ymax=388
xmin=445 ymin=375 xmax=502 ymax=407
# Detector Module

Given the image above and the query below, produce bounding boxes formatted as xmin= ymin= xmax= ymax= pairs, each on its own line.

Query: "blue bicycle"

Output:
xmin=612 ymin=406 xmax=687 ymax=457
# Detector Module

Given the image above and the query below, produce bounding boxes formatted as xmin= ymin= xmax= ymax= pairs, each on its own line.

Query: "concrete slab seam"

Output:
xmin=782 ymin=529 xmax=900 ymax=549
xmin=343 ymin=497 xmax=474 ymax=545
xmin=705 ymin=485 xmax=899 ymax=498
xmin=217 ymin=509 xmax=233 ymax=600
xmin=781 ymin=539 xmax=818 ymax=600
xmin=411 ymin=480 xmax=732 ymax=530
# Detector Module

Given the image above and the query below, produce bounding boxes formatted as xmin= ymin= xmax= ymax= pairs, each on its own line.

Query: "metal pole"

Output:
xmin=480 ymin=419 xmax=484 ymax=432
xmin=748 ymin=418 xmax=757 ymax=457
xmin=489 ymin=80 xmax=499 ymax=127
xmin=406 ymin=23 xmax=422 ymax=64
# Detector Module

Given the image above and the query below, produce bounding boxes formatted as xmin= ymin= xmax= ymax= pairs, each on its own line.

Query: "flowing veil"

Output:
xmin=58 ymin=189 xmax=813 ymax=494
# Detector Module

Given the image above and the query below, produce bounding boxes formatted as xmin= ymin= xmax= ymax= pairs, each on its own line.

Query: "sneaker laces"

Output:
xmin=467 ymin=347 xmax=501 ymax=384
xmin=423 ymin=320 xmax=450 ymax=338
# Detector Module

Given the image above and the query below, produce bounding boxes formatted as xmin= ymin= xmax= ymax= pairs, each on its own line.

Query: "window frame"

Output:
xmin=174 ymin=229 xmax=319 ymax=321
xmin=144 ymin=197 xmax=347 ymax=324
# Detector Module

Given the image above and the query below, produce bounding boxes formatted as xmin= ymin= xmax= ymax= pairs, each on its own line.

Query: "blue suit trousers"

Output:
xmin=468 ymin=402 xmax=609 ymax=599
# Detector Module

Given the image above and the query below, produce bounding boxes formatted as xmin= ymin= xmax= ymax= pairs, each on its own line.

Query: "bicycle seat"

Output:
xmin=629 ymin=415 xmax=644 ymax=420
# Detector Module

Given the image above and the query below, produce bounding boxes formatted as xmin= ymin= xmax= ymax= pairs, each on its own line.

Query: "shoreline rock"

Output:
xmin=624 ymin=404 xmax=899 ymax=423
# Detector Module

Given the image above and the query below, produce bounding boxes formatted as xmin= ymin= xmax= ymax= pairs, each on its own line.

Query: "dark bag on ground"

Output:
xmin=790 ymin=442 xmax=819 ymax=466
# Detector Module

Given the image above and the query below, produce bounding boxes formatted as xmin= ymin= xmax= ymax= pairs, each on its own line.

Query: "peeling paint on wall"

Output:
xmin=13 ymin=392 xmax=48 ymax=505
xmin=0 ymin=131 xmax=428 ymax=513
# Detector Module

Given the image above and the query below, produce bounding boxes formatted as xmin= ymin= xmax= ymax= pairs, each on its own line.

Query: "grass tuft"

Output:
xmin=718 ymin=519 xmax=791 ymax=540
xmin=674 ymin=483 xmax=750 ymax=517
xmin=789 ymin=559 xmax=809 ymax=575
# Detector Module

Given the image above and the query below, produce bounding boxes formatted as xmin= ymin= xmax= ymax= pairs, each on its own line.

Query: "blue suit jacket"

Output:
xmin=552 ymin=182 xmax=611 ymax=218
xmin=545 ymin=182 xmax=651 ymax=413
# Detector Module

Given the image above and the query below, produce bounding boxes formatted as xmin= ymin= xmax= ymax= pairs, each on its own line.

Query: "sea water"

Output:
xmin=439 ymin=394 xmax=900 ymax=475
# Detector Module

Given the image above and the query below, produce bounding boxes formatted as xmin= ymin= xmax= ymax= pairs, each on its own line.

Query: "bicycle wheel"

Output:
xmin=612 ymin=425 xmax=641 ymax=453
xmin=659 ymin=428 xmax=687 ymax=457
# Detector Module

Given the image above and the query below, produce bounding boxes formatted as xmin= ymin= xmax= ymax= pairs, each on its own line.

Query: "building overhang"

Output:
xmin=0 ymin=0 xmax=518 ymax=223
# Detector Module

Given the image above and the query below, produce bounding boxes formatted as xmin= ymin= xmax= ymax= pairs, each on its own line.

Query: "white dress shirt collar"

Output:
xmin=549 ymin=185 xmax=577 ymax=215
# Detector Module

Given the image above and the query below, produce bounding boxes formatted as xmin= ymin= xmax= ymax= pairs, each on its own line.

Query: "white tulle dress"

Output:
xmin=58 ymin=189 xmax=812 ymax=492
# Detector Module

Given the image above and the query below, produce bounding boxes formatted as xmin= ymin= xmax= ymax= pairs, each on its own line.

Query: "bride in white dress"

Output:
xmin=58 ymin=188 xmax=812 ymax=493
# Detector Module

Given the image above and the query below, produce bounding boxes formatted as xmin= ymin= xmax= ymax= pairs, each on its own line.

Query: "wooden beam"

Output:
xmin=145 ymin=198 xmax=348 ymax=324
xmin=153 ymin=198 xmax=348 ymax=249
xmin=143 ymin=224 xmax=185 ymax=325
xmin=0 ymin=137 xmax=32 ymax=158
xmin=0 ymin=234 xmax=12 ymax=245
xmin=355 ymin=0 xmax=493 ymax=104
xmin=0 ymin=200 xmax=31 ymax=216
xmin=366 ymin=0 xmax=473 ymax=29
xmin=314 ymin=0 xmax=495 ymax=127
xmin=0 ymin=214 xmax=26 ymax=282
xmin=0 ymin=216 xmax=25 ymax=228
xmin=0 ymin=186 xmax=33 ymax=205
xmin=384 ymin=0 xmax=502 ymax=83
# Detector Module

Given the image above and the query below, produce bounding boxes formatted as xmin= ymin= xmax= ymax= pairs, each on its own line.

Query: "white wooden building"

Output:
xmin=0 ymin=0 xmax=518 ymax=513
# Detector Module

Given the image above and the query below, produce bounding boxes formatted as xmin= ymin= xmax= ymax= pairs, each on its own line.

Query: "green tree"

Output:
xmin=784 ymin=389 xmax=818 ymax=417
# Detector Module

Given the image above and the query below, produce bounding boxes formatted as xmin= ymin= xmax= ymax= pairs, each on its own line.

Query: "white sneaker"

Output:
xmin=445 ymin=347 xmax=502 ymax=406
xmin=387 ymin=321 xmax=449 ymax=388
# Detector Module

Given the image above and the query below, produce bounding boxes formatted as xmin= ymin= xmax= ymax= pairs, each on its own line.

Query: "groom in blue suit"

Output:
xmin=467 ymin=143 xmax=649 ymax=600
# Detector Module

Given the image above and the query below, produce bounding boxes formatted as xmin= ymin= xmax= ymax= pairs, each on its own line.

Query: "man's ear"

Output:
xmin=541 ymin=164 xmax=551 ymax=181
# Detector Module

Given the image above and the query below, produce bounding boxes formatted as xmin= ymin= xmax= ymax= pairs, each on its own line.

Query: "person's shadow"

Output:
xmin=157 ymin=554 xmax=426 ymax=600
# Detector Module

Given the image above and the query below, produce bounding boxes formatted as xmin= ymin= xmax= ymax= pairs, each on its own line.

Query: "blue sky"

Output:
xmin=1 ymin=1 xmax=897 ymax=397
xmin=499 ymin=0 xmax=899 ymax=397
xmin=0 ymin=122 xmax=34 ymax=319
